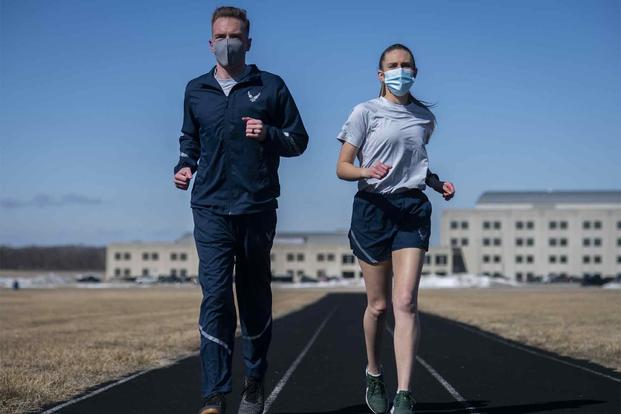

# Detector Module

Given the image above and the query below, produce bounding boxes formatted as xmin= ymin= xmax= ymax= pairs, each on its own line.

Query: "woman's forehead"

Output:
xmin=383 ymin=49 xmax=413 ymax=63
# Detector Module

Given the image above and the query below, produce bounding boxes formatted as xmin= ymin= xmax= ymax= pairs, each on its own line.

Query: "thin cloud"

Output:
xmin=1 ymin=193 xmax=103 ymax=208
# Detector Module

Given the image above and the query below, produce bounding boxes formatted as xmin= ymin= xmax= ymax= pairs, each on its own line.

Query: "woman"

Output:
xmin=336 ymin=44 xmax=455 ymax=414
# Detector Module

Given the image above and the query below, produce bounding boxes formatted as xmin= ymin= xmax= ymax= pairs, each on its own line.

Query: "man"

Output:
xmin=173 ymin=6 xmax=308 ymax=414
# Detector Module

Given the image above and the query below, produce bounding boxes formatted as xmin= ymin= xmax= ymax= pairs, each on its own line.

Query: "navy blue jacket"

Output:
xmin=174 ymin=65 xmax=308 ymax=215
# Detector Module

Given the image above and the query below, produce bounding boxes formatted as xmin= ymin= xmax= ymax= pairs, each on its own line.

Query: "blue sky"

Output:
xmin=1 ymin=0 xmax=619 ymax=246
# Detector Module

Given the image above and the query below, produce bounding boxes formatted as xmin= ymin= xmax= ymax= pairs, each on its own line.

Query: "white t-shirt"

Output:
xmin=214 ymin=65 xmax=252 ymax=96
xmin=337 ymin=96 xmax=436 ymax=194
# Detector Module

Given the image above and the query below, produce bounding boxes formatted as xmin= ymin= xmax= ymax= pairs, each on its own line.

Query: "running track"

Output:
xmin=40 ymin=293 xmax=621 ymax=413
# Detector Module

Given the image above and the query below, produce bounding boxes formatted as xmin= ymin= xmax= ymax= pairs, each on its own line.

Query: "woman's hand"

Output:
xmin=442 ymin=181 xmax=455 ymax=200
xmin=361 ymin=161 xmax=392 ymax=180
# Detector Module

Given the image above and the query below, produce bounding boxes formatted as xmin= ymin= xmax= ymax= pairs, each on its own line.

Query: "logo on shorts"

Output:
xmin=248 ymin=91 xmax=261 ymax=102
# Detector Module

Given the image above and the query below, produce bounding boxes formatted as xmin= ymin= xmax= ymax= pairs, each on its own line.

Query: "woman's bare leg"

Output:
xmin=391 ymin=248 xmax=425 ymax=391
xmin=359 ymin=259 xmax=393 ymax=374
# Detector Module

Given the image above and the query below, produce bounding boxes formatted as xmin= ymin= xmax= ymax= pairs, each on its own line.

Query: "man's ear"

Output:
xmin=246 ymin=37 xmax=252 ymax=52
xmin=209 ymin=38 xmax=215 ymax=53
xmin=377 ymin=69 xmax=384 ymax=83
xmin=413 ymin=67 xmax=418 ymax=78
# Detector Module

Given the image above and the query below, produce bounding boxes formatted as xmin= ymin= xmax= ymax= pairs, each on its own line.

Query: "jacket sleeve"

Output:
xmin=264 ymin=80 xmax=309 ymax=157
xmin=425 ymin=169 xmax=445 ymax=193
xmin=173 ymin=83 xmax=201 ymax=174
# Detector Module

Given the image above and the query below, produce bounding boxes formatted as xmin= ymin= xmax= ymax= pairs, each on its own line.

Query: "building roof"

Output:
xmin=477 ymin=191 xmax=621 ymax=206
xmin=173 ymin=231 xmax=350 ymax=246
xmin=274 ymin=232 xmax=349 ymax=245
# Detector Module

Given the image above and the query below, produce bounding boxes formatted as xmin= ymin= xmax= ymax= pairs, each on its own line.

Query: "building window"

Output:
xmin=560 ymin=221 xmax=568 ymax=230
xmin=526 ymin=255 xmax=534 ymax=264
xmin=560 ymin=255 xmax=567 ymax=264
xmin=424 ymin=255 xmax=431 ymax=265
xmin=342 ymin=254 xmax=355 ymax=264
xmin=594 ymin=238 xmax=602 ymax=247
xmin=451 ymin=238 xmax=458 ymax=246
xmin=494 ymin=221 xmax=501 ymax=230
xmin=549 ymin=221 xmax=557 ymax=230
xmin=171 ymin=253 xmax=177 ymax=261
xmin=594 ymin=256 xmax=601 ymax=264
xmin=461 ymin=221 xmax=469 ymax=229
xmin=583 ymin=238 xmax=590 ymax=247
xmin=342 ymin=271 xmax=355 ymax=279
xmin=327 ymin=253 xmax=335 ymax=261
xmin=287 ymin=253 xmax=295 ymax=262
xmin=549 ymin=255 xmax=557 ymax=264
xmin=114 ymin=252 xmax=121 ymax=260
xmin=516 ymin=272 xmax=523 ymax=281
xmin=142 ymin=252 xmax=149 ymax=261
xmin=560 ymin=238 xmax=568 ymax=247
xmin=317 ymin=253 xmax=325 ymax=262
xmin=583 ymin=256 xmax=590 ymax=264
xmin=618 ymin=238 xmax=621 ymax=247
xmin=114 ymin=268 xmax=121 ymax=276
xmin=493 ymin=238 xmax=501 ymax=246
xmin=526 ymin=221 xmax=534 ymax=229
xmin=516 ymin=238 xmax=523 ymax=247
xmin=180 ymin=253 xmax=187 ymax=261
xmin=617 ymin=221 xmax=621 ymax=230
xmin=617 ymin=256 xmax=621 ymax=264
xmin=583 ymin=221 xmax=590 ymax=230
xmin=296 ymin=253 xmax=305 ymax=262
xmin=483 ymin=221 xmax=491 ymax=230
xmin=516 ymin=255 xmax=523 ymax=263
xmin=124 ymin=268 xmax=131 ymax=276
xmin=594 ymin=221 xmax=602 ymax=230
xmin=549 ymin=238 xmax=557 ymax=247
xmin=180 ymin=269 xmax=187 ymax=277
xmin=527 ymin=238 xmax=534 ymax=247
xmin=483 ymin=255 xmax=490 ymax=263
xmin=123 ymin=252 xmax=131 ymax=260
xmin=483 ymin=238 xmax=491 ymax=246
xmin=435 ymin=255 xmax=448 ymax=266
xmin=171 ymin=269 xmax=177 ymax=277
xmin=296 ymin=270 xmax=304 ymax=277
xmin=142 ymin=268 xmax=149 ymax=276
xmin=151 ymin=252 xmax=159 ymax=260
xmin=516 ymin=221 xmax=524 ymax=230
xmin=461 ymin=238 xmax=469 ymax=246
xmin=450 ymin=221 xmax=459 ymax=229
xmin=493 ymin=255 xmax=501 ymax=263
xmin=286 ymin=270 xmax=294 ymax=277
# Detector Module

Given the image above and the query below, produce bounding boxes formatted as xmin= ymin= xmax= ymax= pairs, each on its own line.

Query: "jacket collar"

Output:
xmin=200 ymin=64 xmax=261 ymax=90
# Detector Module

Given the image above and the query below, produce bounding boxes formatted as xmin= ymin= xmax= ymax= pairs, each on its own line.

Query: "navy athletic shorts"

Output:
xmin=348 ymin=188 xmax=432 ymax=264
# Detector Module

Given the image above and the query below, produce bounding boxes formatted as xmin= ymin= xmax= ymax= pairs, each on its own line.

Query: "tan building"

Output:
xmin=106 ymin=232 xmax=457 ymax=281
xmin=442 ymin=191 xmax=621 ymax=281
xmin=105 ymin=234 xmax=198 ymax=280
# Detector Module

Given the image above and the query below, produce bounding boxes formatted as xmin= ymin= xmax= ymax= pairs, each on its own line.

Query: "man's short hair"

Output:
xmin=212 ymin=6 xmax=250 ymax=36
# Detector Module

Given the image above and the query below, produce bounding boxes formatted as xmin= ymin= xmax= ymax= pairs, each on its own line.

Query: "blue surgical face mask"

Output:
xmin=383 ymin=67 xmax=415 ymax=97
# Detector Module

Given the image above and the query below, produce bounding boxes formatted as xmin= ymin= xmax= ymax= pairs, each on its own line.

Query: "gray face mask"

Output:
xmin=214 ymin=38 xmax=246 ymax=68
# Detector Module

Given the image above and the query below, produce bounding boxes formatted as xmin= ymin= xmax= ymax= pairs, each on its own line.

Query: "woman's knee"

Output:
xmin=393 ymin=292 xmax=418 ymax=315
xmin=366 ymin=299 xmax=388 ymax=318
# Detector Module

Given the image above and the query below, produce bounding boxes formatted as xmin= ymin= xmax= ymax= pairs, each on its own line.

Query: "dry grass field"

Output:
xmin=1 ymin=285 xmax=619 ymax=413
xmin=418 ymin=287 xmax=621 ymax=374
xmin=0 ymin=287 xmax=327 ymax=414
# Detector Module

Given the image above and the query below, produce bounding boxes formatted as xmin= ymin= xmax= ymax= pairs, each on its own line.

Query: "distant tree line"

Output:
xmin=0 ymin=246 xmax=105 ymax=270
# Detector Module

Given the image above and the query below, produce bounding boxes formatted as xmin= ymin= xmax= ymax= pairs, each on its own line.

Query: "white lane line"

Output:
xmin=41 ymin=352 xmax=199 ymax=413
xmin=386 ymin=326 xmax=480 ymax=414
xmin=426 ymin=313 xmax=621 ymax=384
xmin=263 ymin=307 xmax=338 ymax=413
